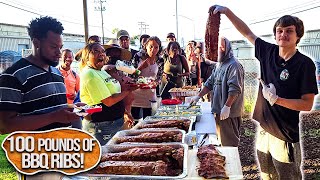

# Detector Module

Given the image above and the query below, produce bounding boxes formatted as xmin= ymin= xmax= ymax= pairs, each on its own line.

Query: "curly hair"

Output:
xmin=143 ymin=36 xmax=162 ymax=56
xmin=273 ymin=15 xmax=304 ymax=44
xmin=79 ymin=42 xmax=100 ymax=71
xmin=27 ymin=16 xmax=64 ymax=40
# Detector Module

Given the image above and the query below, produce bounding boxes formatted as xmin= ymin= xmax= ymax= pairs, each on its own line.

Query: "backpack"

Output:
xmin=71 ymin=70 xmax=77 ymax=78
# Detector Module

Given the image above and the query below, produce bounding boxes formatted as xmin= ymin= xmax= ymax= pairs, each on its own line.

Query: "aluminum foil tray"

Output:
xmin=87 ymin=143 xmax=188 ymax=179
xmin=155 ymin=109 xmax=202 ymax=117
xmin=107 ymin=129 xmax=185 ymax=145
xmin=143 ymin=116 xmax=197 ymax=122
xmin=157 ymin=105 xmax=201 ymax=111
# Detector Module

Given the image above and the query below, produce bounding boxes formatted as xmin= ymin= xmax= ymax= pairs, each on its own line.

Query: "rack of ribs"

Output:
xmin=96 ymin=160 xmax=168 ymax=176
xmin=205 ymin=6 xmax=220 ymax=62
xmin=139 ymin=120 xmax=191 ymax=132
xmin=116 ymin=131 xmax=182 ymax=144
xmin=100 ymin=146 xmax=175 ymax=162
xmin=197 ymin=144 xmax=228 ymax=179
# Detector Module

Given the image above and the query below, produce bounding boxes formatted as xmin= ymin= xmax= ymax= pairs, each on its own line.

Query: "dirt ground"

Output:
xmin=238 ymin=111 xmax=320 ymax=180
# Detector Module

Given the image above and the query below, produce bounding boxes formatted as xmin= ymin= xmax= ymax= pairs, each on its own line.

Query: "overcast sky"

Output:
xmin=1 ymin=0 xmax=319 ymax=42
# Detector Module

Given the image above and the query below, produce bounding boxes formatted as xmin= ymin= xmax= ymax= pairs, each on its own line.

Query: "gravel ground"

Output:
xmin=238 ymin=112 xmax=320 ymax=180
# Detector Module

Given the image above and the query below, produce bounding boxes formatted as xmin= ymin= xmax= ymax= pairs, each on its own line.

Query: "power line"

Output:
xmin=0 ymin=2 xmax=41 ymax=16
xmin=222 ymin=5 xmax=320 ymax=30
xmin=0 ymin=1 xmax=112 ymax=33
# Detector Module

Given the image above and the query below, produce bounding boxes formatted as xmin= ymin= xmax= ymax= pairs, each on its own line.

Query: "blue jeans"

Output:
xmin=82 ymin=118 xmax=124 ymax=146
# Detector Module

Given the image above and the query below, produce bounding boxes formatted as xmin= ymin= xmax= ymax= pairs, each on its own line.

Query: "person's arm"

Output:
xmin=225 ymin=93 xmax=239 ymax=107
xmin=275 ymin=94 xmax=315 ymax=111
xmin=0 ymin=109 xmax=80 ymax=134
xmin=196 ymin=59 xmax=201 ymax=86
xmin=74 ymin=49 xmax=83 ymax=61
xmin=198 ymin=86 xmax=211 ymax=98
xmin=137 ymin=58 xmax=151 ymax=71
xmin=103 ymin=65 xmax=123 ymax=82
xmin=101 ymin=91 xmax=130 ymax=107
xmin=178 ymin=55 xmax=190 ymax=77
xmin=211 ymin=5 xmax=257 ymax=45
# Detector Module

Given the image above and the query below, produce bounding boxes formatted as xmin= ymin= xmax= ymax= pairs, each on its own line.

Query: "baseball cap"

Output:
xmin=167 ymin=32 xmax=175 ymax=38
xmin=117 ymin=30 xmax=130 ymax=39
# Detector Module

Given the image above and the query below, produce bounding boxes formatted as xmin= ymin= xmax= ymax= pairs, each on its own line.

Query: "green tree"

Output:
xmin=112 ymin=28 xmax=119 ymax=35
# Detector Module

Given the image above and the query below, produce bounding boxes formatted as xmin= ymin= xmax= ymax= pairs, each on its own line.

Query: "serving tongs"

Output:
xmin=199 ymin=133 xmax=209 ymax=147
xmin=186 ymin=101 xmax=197 ymax=110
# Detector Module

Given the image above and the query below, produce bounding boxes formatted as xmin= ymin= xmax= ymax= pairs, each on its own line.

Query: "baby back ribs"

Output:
xmin=139 ymin=120 xmax=191 ymax=132
xmin=197 ymin=144 xmax=228 ymax=179
xmin=116 ymin=131 xmax=182 ymax=144
xmin=96 ymin=160 xmax=168 ymax=176
xmin=100 ymin=146 xmax=175 ymax=162
xmin=205 ymin=6 xmax=220 ymax=62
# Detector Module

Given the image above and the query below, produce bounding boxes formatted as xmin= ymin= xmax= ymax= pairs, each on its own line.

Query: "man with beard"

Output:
xmin=117 ymin=29 xmax=138 ymax=60
xmin=190 ymin=36 xmax=244 ymax=147
xmin=0 ymin=16 xmax=80 ymax=134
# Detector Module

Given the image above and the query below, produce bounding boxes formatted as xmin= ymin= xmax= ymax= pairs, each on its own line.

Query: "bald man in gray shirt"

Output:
xmin=190 ymin=36 xmax=244 ymax=147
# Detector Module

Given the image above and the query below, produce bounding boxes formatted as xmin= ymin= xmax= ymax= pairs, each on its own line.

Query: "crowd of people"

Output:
xmin=0 ymin=4 xmax=318 ymax=180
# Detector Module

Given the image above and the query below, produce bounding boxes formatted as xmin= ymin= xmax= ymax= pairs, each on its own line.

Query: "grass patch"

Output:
xmin=0 ymin=134 xmax=17 ymax=180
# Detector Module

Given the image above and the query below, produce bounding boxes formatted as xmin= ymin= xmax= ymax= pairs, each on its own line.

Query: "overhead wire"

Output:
xmin=0 ymin=1 xmax=113 ymax=33
xmin=221 ymin=1 xmax=320 ymax=30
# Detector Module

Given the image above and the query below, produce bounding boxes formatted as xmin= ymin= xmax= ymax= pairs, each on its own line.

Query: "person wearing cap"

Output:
xmin=117 ymin=29 xmax=138 ymax=60
xmin=166 ymin=32 xmax=176 ymax=42
xmin=164 ymin=32 xmax=186 ymax=57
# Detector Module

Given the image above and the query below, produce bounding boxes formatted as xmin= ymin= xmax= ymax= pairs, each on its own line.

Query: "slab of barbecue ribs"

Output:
xmin=116 ymin=131 xmax=182 ymax=144
xmin=97 ymin=146 xmax=185 ymax=176
xmin=139 ymin=120 xmax=191 ymax=132
xmin=96 ymin=160 xmax=168 ymax=176
xmin=205 ymin=6 xmax=220 ymax=62
xmin=197 ymin=144 xmax=229 ymax=179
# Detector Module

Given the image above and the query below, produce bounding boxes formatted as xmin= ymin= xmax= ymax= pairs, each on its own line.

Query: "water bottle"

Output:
xmin=116 ymin=60 xmax=141 ymax=76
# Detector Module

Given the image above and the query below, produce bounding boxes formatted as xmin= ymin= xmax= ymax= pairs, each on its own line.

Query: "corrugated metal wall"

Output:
xmin=0 ymin=37 xmax=30 ymax=53
xmin=298 ymin=44 xmax=320 ymax=61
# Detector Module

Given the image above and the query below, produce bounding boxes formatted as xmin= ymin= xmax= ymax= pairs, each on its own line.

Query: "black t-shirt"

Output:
xmin=91 ymin=101 xmax=125 ymax=123
xmin=253 ymin=38 xmax=318 ymax=143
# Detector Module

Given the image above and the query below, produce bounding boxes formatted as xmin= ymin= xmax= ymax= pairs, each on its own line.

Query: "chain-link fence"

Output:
xmin=238 ymin=58 xmax=260 ymax=114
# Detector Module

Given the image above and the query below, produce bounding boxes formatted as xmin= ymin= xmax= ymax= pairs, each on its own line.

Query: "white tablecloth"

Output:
xmin=195 ymin=102 xmax=216 ymax=134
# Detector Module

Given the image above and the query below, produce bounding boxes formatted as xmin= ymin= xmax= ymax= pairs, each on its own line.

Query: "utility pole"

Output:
xmin=138 ymin=22 xmax=149 ymax=35
xmin=175 ymin=0 xmax=179 ymax=43
xmin=83 ymin=0 xmax=89 ymax=43
xmin=138 ymin=22 xmax=145 ymax=36
xmin=94 ymin=0 xmax=106 ymax=44
xmin=142 ymin=24 xmax=149 ymax=34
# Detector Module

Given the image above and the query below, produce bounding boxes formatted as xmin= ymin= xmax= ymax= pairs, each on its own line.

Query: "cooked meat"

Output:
xmin=116 ymin=131 xmax=182 ymax=144
xmin=205 ymin=6 xmax=220 ymax=61
xmin=139 ymin=120 xmax=191 ymax=132
xmin=197 ymin=144 xmax=223 ymax=160
xmin=172 ymin=147 xmax=184 ymax=169
xmin=197 ymin=144 xmax=228 ymax=179
xmin=96 ymin=160 xmax=168 ymax=176
xmin=100 ymin=146 xmax=175 ymax=162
